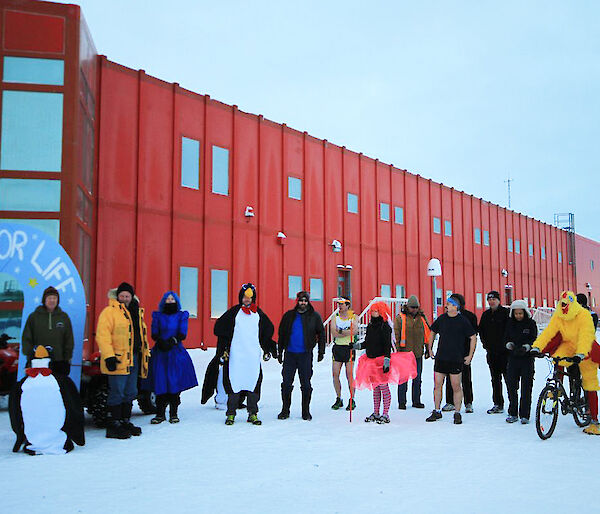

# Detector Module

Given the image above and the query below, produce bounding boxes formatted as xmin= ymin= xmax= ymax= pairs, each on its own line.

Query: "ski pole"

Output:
xmin=349 ymin=315 xmax=354 ymax=423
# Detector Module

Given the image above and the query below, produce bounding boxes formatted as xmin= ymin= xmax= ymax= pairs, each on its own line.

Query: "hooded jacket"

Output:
xmin=151 ymin=291 xmax=189 ymax=343
xmin=21 ymin=305 xmax=74 ymax=362
xmin=277 ymin=303 xmax=325 ymax=358
xmin=95 ymin=288 xmax=150 ymax=377
xmin=503 ymin=309 xmax=538 ymax=357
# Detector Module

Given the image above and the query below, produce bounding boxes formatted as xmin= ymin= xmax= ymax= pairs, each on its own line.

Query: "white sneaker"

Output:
xmin=442 ymin=403 xmax=455 ymax=412
xmin=465 ymin=403 xmax=473 ymax=413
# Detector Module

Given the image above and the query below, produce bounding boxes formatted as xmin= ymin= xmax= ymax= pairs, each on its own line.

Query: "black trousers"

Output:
xmin=281 ymin=351 xmax=313 ymax=394
xmin=486 ymin=352 xmax=509 ymax=407
xmin=507 ymin=357 xmax=535 ymax=418
xmin=227 ymin=391 xmax=259 ymax=416
xmin=445 ymin=364 xmax=473 ymax=405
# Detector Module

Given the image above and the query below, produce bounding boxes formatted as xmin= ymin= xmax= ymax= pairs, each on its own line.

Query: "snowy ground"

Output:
xmin=1 ymin=344 xmax=598 ymax=514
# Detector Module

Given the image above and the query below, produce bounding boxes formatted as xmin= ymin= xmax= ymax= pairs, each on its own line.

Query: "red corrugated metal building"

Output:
xmin=0 ymin=0 xmax=596 ymax=353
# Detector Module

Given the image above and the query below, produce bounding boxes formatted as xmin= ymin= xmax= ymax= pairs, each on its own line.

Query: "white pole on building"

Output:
xmin=427 ymin=258 xmax=442 ymax=321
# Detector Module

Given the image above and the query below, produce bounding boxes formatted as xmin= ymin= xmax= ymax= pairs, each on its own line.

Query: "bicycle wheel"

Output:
xmin=572 ymin=386 xmax=591 ymax=428
xmin=536 ymin=385 xmax=559 ymax=440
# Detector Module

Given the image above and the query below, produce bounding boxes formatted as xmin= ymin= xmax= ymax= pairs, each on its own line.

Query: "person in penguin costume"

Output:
xmin=213 ymin=283 xmax=277 ymax=425
xmin=9 ymin=345 xmax=84 ymax=455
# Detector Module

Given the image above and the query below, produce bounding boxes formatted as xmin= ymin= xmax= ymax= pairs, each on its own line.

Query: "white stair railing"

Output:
xmin=323 ymin=297 xmax=408 ymax=346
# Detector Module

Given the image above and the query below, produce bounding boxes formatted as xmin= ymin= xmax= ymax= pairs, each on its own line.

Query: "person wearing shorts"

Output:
xmin=426 ymin=297 xmax=476 ymax=424
xmin=330 ymin=297 xmax=357 ymax=411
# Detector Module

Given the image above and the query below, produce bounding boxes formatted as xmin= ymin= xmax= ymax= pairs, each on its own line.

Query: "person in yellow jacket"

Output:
xmin=96 ymin=282 xmax=150 ymax=439
xmin=531 ymin=291 xmax=600 ymax=435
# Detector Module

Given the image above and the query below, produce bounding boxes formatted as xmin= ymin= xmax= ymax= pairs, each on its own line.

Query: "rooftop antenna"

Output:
xmin=504 ymin=174 xmax=513 ymax=209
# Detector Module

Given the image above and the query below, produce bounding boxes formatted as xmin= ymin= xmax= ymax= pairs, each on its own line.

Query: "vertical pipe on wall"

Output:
xmin=323 ymin=140 xmax=329 ymax=308
xmin=170 ymin=83 xmax=177 ymax=288
xmin=257 ymin=115 xmax=262 ymax=306
xmin=281 ymin=124 xmax=286 ymax=310
xmin=134 ymin=70 xmax=145 ymax=287
xmin=201 ymin=95 xmax=210 ymax=336
xmin=231 ymin=106 xmax=237 ymax=299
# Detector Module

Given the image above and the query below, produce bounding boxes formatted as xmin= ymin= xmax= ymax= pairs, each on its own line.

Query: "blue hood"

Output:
xmin=158 ymin=291 xmax=182 ymax=312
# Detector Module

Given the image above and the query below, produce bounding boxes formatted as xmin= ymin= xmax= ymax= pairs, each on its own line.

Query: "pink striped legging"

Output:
xmin=373 ymin=384 xmax=391 ymax=416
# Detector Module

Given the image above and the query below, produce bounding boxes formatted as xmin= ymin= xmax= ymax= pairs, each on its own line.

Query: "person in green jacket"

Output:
xmin=21 ymin=286 xmax=74 ymax=376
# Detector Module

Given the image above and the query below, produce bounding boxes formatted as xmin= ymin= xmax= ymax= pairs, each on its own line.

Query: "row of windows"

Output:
xmin=178 ymin=269 xmax=327 ymax=320
xmin=379 ymin=284 xmax=406 ymax=298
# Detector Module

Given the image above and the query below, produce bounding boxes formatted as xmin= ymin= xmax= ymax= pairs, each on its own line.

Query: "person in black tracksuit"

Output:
xmin=479 ymin=291 xmax=510 ymax=413
xmin=277 ymin=291 xmax=325 ymax=421
xmin=504 ymin=299 xmax=538 ymax=423
xmin=442 ymin=293 xmax=477 ymax=412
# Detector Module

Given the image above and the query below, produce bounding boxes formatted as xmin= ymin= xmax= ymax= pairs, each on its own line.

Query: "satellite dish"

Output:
xmin=427 ymin=258 xmax=442 ymax=277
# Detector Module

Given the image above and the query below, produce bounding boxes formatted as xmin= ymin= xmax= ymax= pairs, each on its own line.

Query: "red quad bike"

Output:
xmin=80 ymin=351 xmax=157 ymax=427
xmin=0 ymin=334 xmax=19 ymax=399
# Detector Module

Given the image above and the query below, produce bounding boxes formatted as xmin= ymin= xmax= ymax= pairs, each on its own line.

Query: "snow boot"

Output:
xmin=365 ymin=413 xmax=380 ymax=423
xmin=442 ymin=403 xmax=455 ymax=412
xmin=506 ymin=415 xmax=518 ymax=423
xmin=412 ymin=402 xmax=425 ymax=409
xmin=426 ymin=410 xmax=442 ymax=422
xmin=583 ymin=421 xmax=600 ymax=435
xmin=487 ymin=405 xmax=504 ymax=414
xmin=521 ymin=418 xmax=530 ymax=424
xmin=398 ymin=403 xmax=407 ymax=410
xmin=247 ymin=413 xmax=262 ymax=425
xmin=453 ymin=412 xmax=462 ymax=425
xmin=225 ymin=415 xmax=235 ymax=425
xmin=121 ymin=402 xmax=142 ymax=436
xmin=302 ymin=390 xmax=312 ymax=421
xmin=465 ymin=403 xmax=473 ymax=413
xmin=151 ymin=395 xmax=168 ymax=424
xmin=345 ymin=398 xmax=356 ymax=411
xmin=169 ymin=394 xmax=180 ymax=423
xmin=106 ymin=405 xmax=130 ymax=439
xmin=331 ymin=397 xmax=343 ymax=410
xmin=278 ymin=389 xmax=292 ymax=420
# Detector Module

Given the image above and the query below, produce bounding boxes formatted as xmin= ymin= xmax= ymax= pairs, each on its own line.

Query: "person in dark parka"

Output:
xmin=504 ymin=299 xmax=538 ymax=424
xmin=21 ymin=286 xmax=74 ymax=376
xmin=277 ymin=291 xmax=325 ymax=421
xmin=144 ymin=291 xmax=198 ymax=424
xmin=479 ymin=290 xmax=510 ymax=414
xmin=576 ymin=293 xmax=599 ymax=330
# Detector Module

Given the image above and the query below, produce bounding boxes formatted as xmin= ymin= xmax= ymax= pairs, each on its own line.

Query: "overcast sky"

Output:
xmin=58 ymin=0 xmax=600 ymax=240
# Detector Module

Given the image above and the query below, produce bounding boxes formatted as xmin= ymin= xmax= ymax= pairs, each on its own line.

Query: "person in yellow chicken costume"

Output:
xmin=531 ymin=291 xmax=600 ymax=435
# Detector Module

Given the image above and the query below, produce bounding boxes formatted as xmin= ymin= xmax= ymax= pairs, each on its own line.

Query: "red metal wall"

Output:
xmin=575 ymin=234 xmax=600 ymax=311
xmin=92 ymin=58 xmax=575 ymax=348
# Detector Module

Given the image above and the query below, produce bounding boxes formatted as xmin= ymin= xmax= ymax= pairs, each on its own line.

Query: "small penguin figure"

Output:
xmin=9 ymin=345 xmax=85 ymax=455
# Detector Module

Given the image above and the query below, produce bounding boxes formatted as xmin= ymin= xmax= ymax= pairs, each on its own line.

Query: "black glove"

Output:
xmin=156 ymin=338 xmax=169 ymax=351
xmin=572 ymin=354 xmax=585 ymax=364
xmin=383 ymin=357 xmax=390 ymax=373
xmin=50 ymin=360 xmax=71 ymax=376
xmin=424 ymin=346 xmax=431 ymax=359
xmin=263 ymin=352 xmax=271 ymax=362
xmin=514 ymin=347 xmax=527 ymax=357
xmin=318 ymin=353 xmax=324 ymax=362
xmin=169 ymin=336 xmax=178 ymax=348
xmin=105 ymin=356 xmax=118 ymax=372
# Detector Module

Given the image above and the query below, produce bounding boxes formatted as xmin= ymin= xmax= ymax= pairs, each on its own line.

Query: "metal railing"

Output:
xmin=530 ymin=306 xmax=554 ymax=332
xmin=323 ymin=297 xmax=408 ymax=346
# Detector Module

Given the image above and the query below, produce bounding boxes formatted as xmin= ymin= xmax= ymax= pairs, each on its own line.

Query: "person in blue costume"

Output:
xmin=144 ymin=291 xmax=198 ymax=424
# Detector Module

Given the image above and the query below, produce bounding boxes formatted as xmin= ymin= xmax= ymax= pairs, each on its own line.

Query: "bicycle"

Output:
xmin=534 ymin=354 xmax=591 ymax=440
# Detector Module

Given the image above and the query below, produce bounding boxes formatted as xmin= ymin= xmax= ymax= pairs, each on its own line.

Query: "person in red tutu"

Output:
xmin=353 ymin=302 xmax=417 ymax=424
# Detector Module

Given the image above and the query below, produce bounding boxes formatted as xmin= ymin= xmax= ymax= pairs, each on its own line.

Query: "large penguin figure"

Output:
xmin=9 ymin=345 xmax=85 ymax=455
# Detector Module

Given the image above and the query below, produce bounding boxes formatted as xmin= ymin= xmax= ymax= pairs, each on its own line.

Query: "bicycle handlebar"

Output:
xmin=533 ymin=353 xmax=580 ymax=364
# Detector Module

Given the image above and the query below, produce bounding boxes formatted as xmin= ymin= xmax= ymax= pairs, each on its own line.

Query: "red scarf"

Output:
xmin=25 ymin=368 xmax=52 ymax=378
xmin=242 ymin=304 xmax=258 ymax=315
